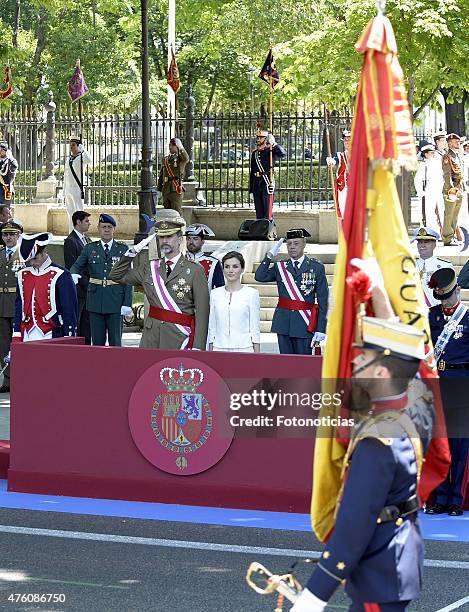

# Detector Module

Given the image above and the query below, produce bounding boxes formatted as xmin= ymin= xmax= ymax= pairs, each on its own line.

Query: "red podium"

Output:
xmin=8 ymin=338 xmax=322 ymax=513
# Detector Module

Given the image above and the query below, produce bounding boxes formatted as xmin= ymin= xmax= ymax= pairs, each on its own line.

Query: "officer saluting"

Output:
xmin=70 ymin=214 xmax=132 ymax=346
xmin=426 ymin=268 xmax=469 ymax=517
xmin=413 ymin=226 xmax=453 ymax=308
xmin=292 ymin=318 xmax=426 ymax=612
xmin=249 ymin=126 xmax=286 ymax=220
xmin=254 ymin=228 xmax=328 ymax=354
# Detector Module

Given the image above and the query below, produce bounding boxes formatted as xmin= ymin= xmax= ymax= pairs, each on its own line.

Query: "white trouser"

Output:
xmin=338 ymin=187 xmax=347 ymax=218
xmin=420 ymin=192 xmax=444 ymax=234
xmin=23 ymin=327 xmax=52 ymax=342
xmin=213 ymin=346 xmax=254 ymax=353
xmin=64 ymin=189 xmax=84 ymax=230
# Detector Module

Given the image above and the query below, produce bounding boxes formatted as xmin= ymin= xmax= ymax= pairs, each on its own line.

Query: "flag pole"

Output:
xmin=268 ymin=45 xmax=274 ymax=221
xmin=324 ymin=104 xmax=341 ymax=236
xmin=76 ymin=59 xmax=83 ymax=138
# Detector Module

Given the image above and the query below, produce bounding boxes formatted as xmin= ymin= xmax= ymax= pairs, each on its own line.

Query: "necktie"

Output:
xmin=6 ymin=249 xmax=12 ymax=261
xmin=166 ymin=260 xmax=173 ymax=277
xmin=294 ymin=260 xmax=300 ymax=271
xmin=104 ymin=243 xmax=109 ymax=257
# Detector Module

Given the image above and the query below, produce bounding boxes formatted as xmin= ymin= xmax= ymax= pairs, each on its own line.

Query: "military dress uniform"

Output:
xmin=413 ymin=227 xmax=453 ymax=308
xmin=413 ymin=144 xmax=444 ymax=231
xmin=249 ymin=130 xmax=286 ymax=220
xmin=185 ymin=223 xmax=224 ymax=290
xmin=157 ymin=139 xmax=189 ymax=215
xmin=255 ymin=234 xmax=328 ymax=355
xmin=0 ymin=144 xmax=18 ymax=205
xmin=0 ymin=222 xmax=24 ymax=390
xmin=441 ymin=135 xmax=465 ymax=245
xmin=110 ymin=219 xmax=209 ymax=350
xmin=13 ymin=234 xmax=77 ymax=343
xmin=70 ymin=221 xmax=132 ymax=347
xmin=427 ymin=268 xmax=469 ymax=515
xmin=63 ymin=138 xmax=91 ymax=223
xmin=292 ymin=318 xmax=427 ymax=612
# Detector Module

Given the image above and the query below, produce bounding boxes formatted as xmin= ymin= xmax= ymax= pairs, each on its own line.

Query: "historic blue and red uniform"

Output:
xmin=304 ymin=397 xmax=423 ymax=611
xmin=13 ymin=260 xmax=77 ymax=341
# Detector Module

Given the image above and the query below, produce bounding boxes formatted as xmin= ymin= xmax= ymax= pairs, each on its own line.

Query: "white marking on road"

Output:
xmin=0 ymin=525 xmax=468 ymax=571
xmin=435 ymin=595 xmax=469 ymax=611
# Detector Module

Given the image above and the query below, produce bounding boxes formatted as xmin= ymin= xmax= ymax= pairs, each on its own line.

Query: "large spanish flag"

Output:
xmin=311 ymin=14 xmax=450 ymax=543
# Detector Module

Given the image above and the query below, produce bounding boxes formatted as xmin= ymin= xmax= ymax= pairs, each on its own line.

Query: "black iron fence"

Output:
xmin=0 ymin=96 xmax=429 ymax=209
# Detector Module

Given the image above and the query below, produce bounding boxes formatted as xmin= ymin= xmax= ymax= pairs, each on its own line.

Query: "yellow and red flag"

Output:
xmin=311 ymin=14 xmax=450 ymax=543
xmin=167 ymin=48 xmax=181 ymax=94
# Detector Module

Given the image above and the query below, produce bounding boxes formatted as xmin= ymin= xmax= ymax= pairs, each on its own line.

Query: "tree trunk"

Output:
xmin=204 ymin=72 xmax=218 ymax=116
xmin=23 ymin=8 xmax=47 ymax=104
xmin=12 ymin=0 xmax=21 ymax=48
xmin=441 ymin=87 xmax=467 ymax=135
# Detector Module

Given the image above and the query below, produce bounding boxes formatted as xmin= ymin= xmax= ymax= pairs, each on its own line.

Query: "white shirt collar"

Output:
xmin=101 ymin=239 xmax=113 ymax=250
xmin=5 ymin=245 xmax=17 ymax=254
xmin=165 ymin=252 xmax=181 ymax=266
xmin=291 ymin=255 xmax=305 ymax=267
xmin=74 ymin=229 xmax=86 ymax=242
xmin=30 ymin=256 xmax=52 ymax=275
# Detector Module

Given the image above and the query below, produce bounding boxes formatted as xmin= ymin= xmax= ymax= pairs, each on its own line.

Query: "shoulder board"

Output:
xmin=436 ymin=258 xmax=452 ymax=264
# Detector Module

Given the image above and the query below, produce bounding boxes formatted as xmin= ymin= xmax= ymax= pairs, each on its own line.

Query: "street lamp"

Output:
xmin=135 ymin=0 xmax=156 ymax=242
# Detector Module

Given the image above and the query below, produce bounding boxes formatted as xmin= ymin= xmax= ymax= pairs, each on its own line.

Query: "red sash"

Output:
xmin=149 ymin=305 xmax=195 ymax=348
xmin=163 ymin=157 xmax=184 ymax=194
xmin=277 ymin=296 xmax=319 ymax=333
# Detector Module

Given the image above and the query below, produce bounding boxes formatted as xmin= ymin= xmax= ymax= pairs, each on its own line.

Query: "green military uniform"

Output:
xmin=71 ymin=239 xmax=132 ymax=346
xmin=0 ymin=222 xmax=24 ymax=390
xmin=442 ymin=134 xmax=465 ymax=245
xmin=157 ymin=139 xmax=189 ymax=215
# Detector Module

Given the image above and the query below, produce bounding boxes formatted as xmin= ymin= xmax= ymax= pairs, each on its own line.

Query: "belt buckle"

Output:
xmin=102 ymin=279 xmax=107 ymax=287
xmin=438 ymin=360 xmax=445 ymax=371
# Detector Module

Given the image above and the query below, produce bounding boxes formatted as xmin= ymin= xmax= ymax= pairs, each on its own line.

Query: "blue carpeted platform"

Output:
xmin=0 ymin=480 xmax=467 ymax=541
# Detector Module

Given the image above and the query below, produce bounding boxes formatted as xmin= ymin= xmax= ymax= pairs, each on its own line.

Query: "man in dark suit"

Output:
xmin=71 ymin=214 xmax=132 ymax=346
xmin=64 ymin=211 xmax=92 ymax=344
xmin=255 ymin=228 xmax=329 ymax=354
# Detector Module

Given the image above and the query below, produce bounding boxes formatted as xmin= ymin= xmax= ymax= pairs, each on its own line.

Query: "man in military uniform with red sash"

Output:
xmin=185 ymin=223 xmax=224 ymax=290
xmin=157 ymin=137 xmax=189 ymax=215
xmin=13 ymin=233 xmax=77 ymax=343
xmin=326 ymin=130 xmax=351 ymax=218
xmin=255 ymin=228 xmax=329 ymax=354
xmin=110 ymin=210 xmax=209 ymax=350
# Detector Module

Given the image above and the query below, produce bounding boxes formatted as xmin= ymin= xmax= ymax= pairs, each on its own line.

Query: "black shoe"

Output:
xmin=425 ymin=503 xmax=448 ymax=514
xmin=448 ymin=505 xmax=463 ymax=516
xmin=0 ymin=385 xmax=10 ymax=393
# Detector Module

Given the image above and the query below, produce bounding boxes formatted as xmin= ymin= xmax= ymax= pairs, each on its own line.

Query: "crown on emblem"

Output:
xmin=160 ymin=364 xmax=204 ymax=392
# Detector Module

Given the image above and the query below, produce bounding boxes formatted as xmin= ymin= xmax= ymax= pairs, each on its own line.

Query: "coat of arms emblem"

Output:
xmin=151 ymin=364 xmax=212 ymax=465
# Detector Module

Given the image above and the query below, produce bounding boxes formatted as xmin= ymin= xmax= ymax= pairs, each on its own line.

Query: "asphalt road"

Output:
xmin=0 ymin=508 xmax=467 ymax=612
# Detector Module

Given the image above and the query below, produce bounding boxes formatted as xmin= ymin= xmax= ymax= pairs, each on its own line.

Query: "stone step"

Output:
xmin=260 ymin=320 xmax=272 ymax=333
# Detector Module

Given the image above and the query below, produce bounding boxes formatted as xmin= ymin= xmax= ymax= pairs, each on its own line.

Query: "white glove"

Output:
xmin=267 ymin=184 xmax=275 ymax=195
xmin=249 ymin=192 xmax=254 ymax=203
xmin=78 ymin=144 xmax=84 ymax=152
xmin=71 ymin=274 xmax=81 ymax=284
xmin=173 ymin=137 xmax=183 ymax=149
xmin=4 ymin=352 xmax=10 ymax=365
xmin=267 ymin=134 xmax=276 ymax=146
xmin=125 ymin=233 xmax=156 ymax=257
xmin=311 ymin=332 xmax=326 ymax=347
xmin=268 ymin=238 xmax=284 ymax=258
xmin=291 ymin=588 xmax=327 ymax=612
xmin=350 ymin=257 xmax=384 ymax=289
xmin=121 ymin=306 xmax=132 ymax=316
xmin=326 ymin=156 xmax=336 ymax=166
xmin=190 ymin=348 xmax=201 ymax=351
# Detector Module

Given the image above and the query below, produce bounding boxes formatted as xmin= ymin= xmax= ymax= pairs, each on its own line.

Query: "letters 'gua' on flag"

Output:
xmin=0 ymin=65 xmax=13 ymax=101
xmin=258 ymin=49 xmax=279 ymax=89
xmin=311 ymin=13 xmax=450 ymax=544
xmin=68 ymin=61 xmax=89 ymax=103
xmin=167 ymin=48 xmax=181 ymax=94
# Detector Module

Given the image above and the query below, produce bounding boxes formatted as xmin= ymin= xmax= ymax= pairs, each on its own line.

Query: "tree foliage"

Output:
xmin=0 ymin=0 xmax=466 ymax=114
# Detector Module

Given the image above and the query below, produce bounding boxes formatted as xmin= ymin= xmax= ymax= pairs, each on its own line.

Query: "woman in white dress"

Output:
xmin=208 ymin=251 xmax=260 ymax=353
